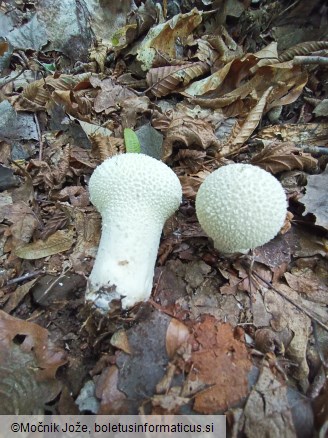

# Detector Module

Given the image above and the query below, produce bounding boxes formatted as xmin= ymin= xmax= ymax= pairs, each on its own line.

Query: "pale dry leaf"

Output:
xmin=68 ymin=208 xmax=101 ymax=273
xmin=254 ymin=41 xmax=279 ymax=60
xmin=3 ymin=278 xmax=38 ymax=314
xmin=152 ymin=388 xmax=189 ymax=413
xmin=284 ymin=271 xmax=328 ymax=305
xmin=136 ymin=9 xmax=203 ymax=71
xmin=55 ymin=186 xmax=89 ymax=208
xmin=52 ymin=89 xmax=92 ymax=119
xmin=120 ymin=96 xmax=150 ymax=129
xmin=194 ymin=38 xmax=220 ymax=66
xmin=231 ymin=87 xmax=273 ymax=146
xmin=2 ymin=202 xmax=39 ymax=248
xmin=204 ymin=27 xmax=243 ymax=63
xmin=187 ymin=62 xmax=307 ymax=119
xmin=242 ymin=366 xmax=296 ymax=437
xmin=183 ymin=60 xmax=234 ymax=97
xmin=45 ymin=73 xmax=91 ymax=91
xmin=14 ymin=80 xmax=50 ymax=111
xmin=15 ymin=229 xmax=75 ymax=260
xmin=165 ymin=318 xmax=190 ymax=359
xmin=110 ymin=330 xmax=132 ymax=354
xmin=264 ymin=285 xmax=311 ymax=382
xmin=95 ymin=366 xmax=127 ymax=415
xmin=301 ymin=165 xmax=328 ymax=230
xmin=89 ymin=41 xmax=108 ymax=73
xmin=0 ymin=310 xmax=66 ymax=414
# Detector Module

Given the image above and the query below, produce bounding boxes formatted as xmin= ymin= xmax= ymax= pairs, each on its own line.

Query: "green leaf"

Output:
xmin=124 ymin=128 xmax=141 ymax=153
xmin=42 ymin=62 xmax=56 ymax=72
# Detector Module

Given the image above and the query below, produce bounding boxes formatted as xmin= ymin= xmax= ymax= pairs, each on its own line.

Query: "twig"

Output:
xmin=0 ymin=68 xmax=26 ymax=90
xmin=297 ymin=146 xmax=328 ymax=156
xmin=293 ymin=56 xmax=328 ymax=65
xmin=34 ymin=113 xmax=44 ymax=161
xmin=241 ymin=260 xmax=328 ymax=332
xmin=6 ymin=270 xmax=44 ymax=285
xmin=313 ymin=322 xmax=328 ymax=368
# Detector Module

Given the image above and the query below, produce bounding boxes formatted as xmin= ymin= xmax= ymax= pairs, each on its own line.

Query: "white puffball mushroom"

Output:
xmin=195 ymin=163 xmax=287 ymax=253
xmin=86 ymin=153 xmax=182 ymax=311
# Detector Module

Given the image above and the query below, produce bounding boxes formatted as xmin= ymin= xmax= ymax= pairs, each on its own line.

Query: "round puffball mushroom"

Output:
xmin=195 ymin=163 xmax=287 ymax=253
xmin=86 ymin=153 xmax=182 ymax=311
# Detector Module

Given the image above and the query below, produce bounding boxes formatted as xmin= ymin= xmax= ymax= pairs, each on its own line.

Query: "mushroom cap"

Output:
xmin=195 ymin=163 xmax=287 ymax=253
xmin=89 ymin=153 xmax=182 ymax=224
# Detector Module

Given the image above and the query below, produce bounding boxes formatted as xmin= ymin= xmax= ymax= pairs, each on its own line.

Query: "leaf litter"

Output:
xmin=0 ymin=0 xmax=328 ymax=435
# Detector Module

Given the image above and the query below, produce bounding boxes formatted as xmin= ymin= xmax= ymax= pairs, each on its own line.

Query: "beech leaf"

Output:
xmin=251 ymin=142 xmax=318 ymax=174
xmin=15 ymin=229 xmax=74 ymax=260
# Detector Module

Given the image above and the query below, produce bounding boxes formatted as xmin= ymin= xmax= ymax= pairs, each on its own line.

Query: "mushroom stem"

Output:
xmin=86 ymin=211 xmax=162 ymax=310
xmin=85 ymin=153 xmax=182 ymax=311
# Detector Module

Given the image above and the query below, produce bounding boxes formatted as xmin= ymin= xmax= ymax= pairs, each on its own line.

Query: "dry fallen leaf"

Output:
xmin=90 ymin=76 xmax=137 ymax=113
xmin=264 ymin=285 xmax=312 ymax=383
xmin=230 ymin=87 xmax=273 ymax=147
xmin=15 ymin=229 xmax=75 ymax=260
xmin=186 ymin=316 xmax=251 ymax=413
xmin=241 ymin=366 xmax=296 ymax=437
xmin=165 ymin=318 xmax=190 ymax=359
xmin=162 ymin=115 xmax=221 ymax=161
xmin=0 ymin=310 xmax=66 ymax=414
xmin=300 ymin=165 xmax=328 ymax=230
xmin=146 ymin=62 xmax=209 ymax=97
xmin=250 ymin=142 xmax=318 ymax=174
xmin=95 ymin=366 xmax=128 ymax=415
xmin=136 ymin=9 xmax=203 ymax=71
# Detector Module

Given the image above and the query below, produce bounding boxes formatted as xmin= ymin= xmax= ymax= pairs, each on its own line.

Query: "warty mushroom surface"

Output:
xmin=86 ymin=153 xmax=182 ymax=311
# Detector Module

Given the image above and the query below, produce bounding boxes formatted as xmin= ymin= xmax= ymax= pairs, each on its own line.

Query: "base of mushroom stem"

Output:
xmin=85 ymin=283 xmax=124 ymax=313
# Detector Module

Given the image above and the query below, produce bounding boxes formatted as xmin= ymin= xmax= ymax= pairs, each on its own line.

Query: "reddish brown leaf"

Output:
xmin=186 ymin=316 xmax=251 ymax=413
xmin=0 ymin=310 xmax=66 ymax=413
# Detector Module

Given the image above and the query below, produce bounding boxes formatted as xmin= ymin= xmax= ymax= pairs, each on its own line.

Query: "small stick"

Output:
xmin=293 ymin=56 xmax=328 ymax=65
xmin=34 ymin=113 xmax=44 ymax=161
xmin=313 ymin=322 xmax=328 ymax=368
xmin=6 ymin=270 xmax=44 ymax=285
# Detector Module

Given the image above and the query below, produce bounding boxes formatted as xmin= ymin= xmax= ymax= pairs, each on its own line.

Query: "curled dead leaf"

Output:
xmin=230 ymin=87 xmax=273 ymax=147
xmin=251 ymin=142 xmax=318 ymax=174
xmin=0 ymin=310 xmax=66 ymax=413
xmin=146 ymin=62 xmax=209 ymax=97
xmin=162 ymin=116 xmax=221 ymax=161
xmin=136 ymin=9 xmax=203 ymax=71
